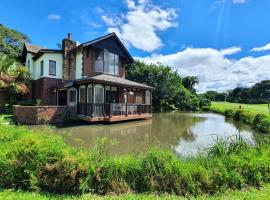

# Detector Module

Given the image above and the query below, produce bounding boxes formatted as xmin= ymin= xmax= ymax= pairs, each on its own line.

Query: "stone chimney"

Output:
xmin=62 ymin=33 xmax=77 ymax=81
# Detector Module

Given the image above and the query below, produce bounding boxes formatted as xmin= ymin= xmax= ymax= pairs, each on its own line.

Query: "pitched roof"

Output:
xmin=24 ymin=43 xmax=43 ymax=53
xmin=80 ymin=32 xmax=134 ymax=63
xmin=75 ymin=74 xmax=154 ymax=90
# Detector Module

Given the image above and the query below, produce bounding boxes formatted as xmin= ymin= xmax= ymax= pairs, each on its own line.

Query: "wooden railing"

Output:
xmin=78 ymin=103 xmax=151 ymax=118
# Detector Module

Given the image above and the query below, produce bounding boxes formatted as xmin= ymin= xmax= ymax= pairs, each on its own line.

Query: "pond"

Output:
xmin=31 ymin=112 xmax=257 ymax=156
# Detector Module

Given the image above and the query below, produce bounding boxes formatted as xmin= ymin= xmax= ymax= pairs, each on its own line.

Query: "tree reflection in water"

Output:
xmin=32 ymin=112 xmax=257 ymax=156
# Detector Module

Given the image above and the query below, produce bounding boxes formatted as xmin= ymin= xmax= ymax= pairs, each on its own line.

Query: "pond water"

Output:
xmin=31 ymin=112 xmax=257 ymax=156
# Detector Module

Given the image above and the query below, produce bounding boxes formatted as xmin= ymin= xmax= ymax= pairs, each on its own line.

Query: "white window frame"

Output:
xmin=94 ymin=84 xmax=104 ymax=104
xmin=68 ymin=87 xmax=77 ymax=107
xmin=145 ymin=90 xmax=151 ymax=105
xmin=79 ymin=85 xmax=86 ymax=103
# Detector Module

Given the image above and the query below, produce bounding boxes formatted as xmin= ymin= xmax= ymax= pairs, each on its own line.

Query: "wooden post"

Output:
xmin=91 ymin=84 xmax=94 ymax=118
xmin=85 ymin=84 xmax=87 ymax=116
xmin=150 ymin=90 xmax=152 ymax=114
xmin=104 ymin=84 xmax=106 ymax=116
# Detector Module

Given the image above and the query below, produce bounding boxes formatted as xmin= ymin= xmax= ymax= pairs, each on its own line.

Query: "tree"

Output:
xmin=0 ymin=53 xmax=30 ymax=111
xmin=182 ymin=76 xmax=199 ymax=93
xmin=203 ymin=91 xmax=227 ymax=102
xmin=0 ymin=24 xmax=30 ymax=58
xmin=126 ymin=60 xmax=200 ymax=111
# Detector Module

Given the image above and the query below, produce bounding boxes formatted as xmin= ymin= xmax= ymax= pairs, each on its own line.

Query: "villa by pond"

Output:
xmin=31 ymin=112 xmax=257 ymax=156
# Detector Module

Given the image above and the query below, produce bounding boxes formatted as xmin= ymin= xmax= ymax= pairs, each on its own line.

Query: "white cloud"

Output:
xmin=137 ymin=47 xmax=270 ymax=92
xmin=102 ymin=0 xmax=177 ymax=52
xmin=251 ymin=43 xmax=270 ymax=52
xmin=233 ymin=0 xmax=248 ymax=4
xmin=47 ymin=14 xmax=61 ymax=20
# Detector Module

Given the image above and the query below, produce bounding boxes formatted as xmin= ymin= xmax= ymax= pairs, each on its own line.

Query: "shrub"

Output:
xmin=253 ymin=114 xmax=270 ymax=134
xmin=224 ymin=109 xmax=234 ymax=118
xmin=1 ymin=125 xmax=270 ymax=197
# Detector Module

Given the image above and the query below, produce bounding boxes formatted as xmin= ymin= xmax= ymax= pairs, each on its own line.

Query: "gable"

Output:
xmin=82 ymin=34 xmax=134 ymax=64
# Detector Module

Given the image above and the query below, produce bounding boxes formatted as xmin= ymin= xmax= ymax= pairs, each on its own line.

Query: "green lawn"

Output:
xmin=211 ymin=102 xmax=270 ymax=118
xmin=1 ymin=185 xmax=270 ymax=200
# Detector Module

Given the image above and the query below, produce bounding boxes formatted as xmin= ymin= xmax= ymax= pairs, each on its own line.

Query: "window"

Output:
xmin=87 ymin=85 xmax=93 ymax=103
xmin=94 ymin=84 xmax=104 ymax=103
xmin=79 ymin=85 xmax=86 ymax=103
xmin=69 ymin=89 xmax=76 ymax=103
xmin=94 ymin=49 xmax=119 ymax=76
xmin=40 ymin=61 xmax=44 ymax=76
xmin=145 ymin=90 xmax=151 ymax=105
xmin=27 ymin=60 xmax=30 ymax=72
xmin=49 ymin=60 xmax=56 ymax=76
xmin=95 ymin=50 xmax=103 ymax=73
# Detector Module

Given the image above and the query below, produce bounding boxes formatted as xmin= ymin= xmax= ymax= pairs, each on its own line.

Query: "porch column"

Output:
xmin=91 ymin=84 xmax=94 ymax=118
xmin=104 ymin=84 xmax=106 ymax=117
xmin=85 ymin=84 xmax=88 ymax=116
xmin=150 ymin=90 xmax=152 ymax=114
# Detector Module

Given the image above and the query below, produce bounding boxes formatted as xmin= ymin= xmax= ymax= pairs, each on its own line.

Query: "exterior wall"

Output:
xmin=32 ymin=53 xmax=63 ymax=80
xmin=13 ymin=105 xmax=77 ymax=125
xmin=26 ymin=53 xmax=34 ymax=78
xmin=83 ymin=47 xmax=94 ymax=77
xmin=31 ymin=77 xmax=63 ymax=105
xmin=75 ymin=50 xmax=83 ymax=79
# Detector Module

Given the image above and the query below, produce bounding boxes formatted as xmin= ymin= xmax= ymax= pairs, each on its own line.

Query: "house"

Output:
xmin=21 ymin=33 xmax=153 ymax=122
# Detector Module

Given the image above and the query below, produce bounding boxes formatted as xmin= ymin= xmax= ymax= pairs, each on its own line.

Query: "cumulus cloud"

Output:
xmin=137 ymin=47 xmax=270 ymax=92
xmin=251 ymin=43 xmax=270 ymax=52
xmin=47 ymin=14 xmax=61 ymax=20
xmin=102 ymin=0 xmax=177 ymax=52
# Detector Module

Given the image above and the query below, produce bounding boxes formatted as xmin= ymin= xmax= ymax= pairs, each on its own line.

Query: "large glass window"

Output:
xmin=79 ymin=85 xmax=86 ymax=103
xmin=94 ymin=84 xmax=104 ymax=103
xmin=68 ymin=88 xmax=77 ymax=104
xmin=87 ymin=85 xmax=93 ymax=103
xmin=49 ymin=60 xmax=56 ymax=76
xmin=145 ymin=90 xmax=151 ymax=105
xmin=95 ymin=49 xmax=119 ymax=76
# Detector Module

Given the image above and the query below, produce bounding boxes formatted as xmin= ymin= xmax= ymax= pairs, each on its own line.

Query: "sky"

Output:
xmin=1 ymin=0 xmax=270 ymax=92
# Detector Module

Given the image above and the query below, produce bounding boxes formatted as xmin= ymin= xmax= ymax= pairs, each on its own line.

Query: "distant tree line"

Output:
xmin=127 ymin=61 xmax=209 ymax=111
xmin=203 ymin=80 xmax=270 ymax=104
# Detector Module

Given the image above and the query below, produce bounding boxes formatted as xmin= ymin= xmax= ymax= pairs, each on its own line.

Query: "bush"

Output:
xmin=253 ymin=114 xmax=270 ymax=134
xmin=1 ymin=125 xmax=270 ymax=197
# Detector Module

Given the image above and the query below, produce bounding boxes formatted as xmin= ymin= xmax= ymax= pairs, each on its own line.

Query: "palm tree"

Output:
xmin=182 ymin=76 xmax=199 ymax=93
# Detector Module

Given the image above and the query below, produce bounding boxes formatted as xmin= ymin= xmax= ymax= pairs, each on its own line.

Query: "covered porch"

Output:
xmin=68 ymin=74 xmax=153 ymax=122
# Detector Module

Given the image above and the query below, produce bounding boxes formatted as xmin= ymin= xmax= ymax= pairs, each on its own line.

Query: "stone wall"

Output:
xmin=13 ymin=105 xmax=77 ymax=125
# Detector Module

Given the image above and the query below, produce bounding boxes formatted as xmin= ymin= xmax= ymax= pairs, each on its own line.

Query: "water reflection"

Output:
xmin=33 ymin=112 xmax=257 ymax=156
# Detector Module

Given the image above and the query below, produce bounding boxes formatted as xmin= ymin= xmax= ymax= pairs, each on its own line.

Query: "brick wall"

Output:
xmin=13 ymin=105 xmax=77 ymax=125
xmin=31 ymin=77 xmax=63 ymax=105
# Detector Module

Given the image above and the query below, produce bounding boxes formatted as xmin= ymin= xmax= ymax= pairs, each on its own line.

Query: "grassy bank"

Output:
xmin=1 ymin=184 xmax=270 ymax=200
xmin=209 ymin=102 xmax=270 ymax=134
xmin=1 ymin=124 xmax=270 ymax=198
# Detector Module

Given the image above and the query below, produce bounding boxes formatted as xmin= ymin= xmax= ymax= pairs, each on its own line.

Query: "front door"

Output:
xmin=58 ymin=90 xmax=67 ymax=106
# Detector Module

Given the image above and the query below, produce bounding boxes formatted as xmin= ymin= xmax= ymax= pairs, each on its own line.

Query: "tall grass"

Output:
xmin=1 ymin=125 xmax=270 ymax=197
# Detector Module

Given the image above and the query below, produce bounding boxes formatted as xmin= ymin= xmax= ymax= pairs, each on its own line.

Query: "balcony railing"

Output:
xmin=78 ymin=103 xmax=152 ymax=118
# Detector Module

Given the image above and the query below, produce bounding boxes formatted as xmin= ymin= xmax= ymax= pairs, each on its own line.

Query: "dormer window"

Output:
xmin=95 ymin=49 xmax=119 ymax=76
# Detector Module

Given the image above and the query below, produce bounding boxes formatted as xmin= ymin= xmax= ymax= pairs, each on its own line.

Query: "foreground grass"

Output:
xmin=1 ymin=124 xmax=270 ymax=198
xmin=210 ymin=102 xmax=270 ymax=134
xmin=1 ymin=184 xmax=270 ymax=200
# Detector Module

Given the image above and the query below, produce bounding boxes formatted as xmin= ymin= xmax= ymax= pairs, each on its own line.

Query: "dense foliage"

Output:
xmin=0 ymin=54 xmax=30 ymax=112
xmin=1 ymin=125 xmax=270 ymax=196
xmin=127 ymin=61 xmax=202 ymax=111
xmin=203 ymin=91 xmax=227 ymax=102
xmin=0 ymin=24 xmax=30 ymax=58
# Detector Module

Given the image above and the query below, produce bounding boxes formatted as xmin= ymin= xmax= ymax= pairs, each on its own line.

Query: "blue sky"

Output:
xmin=1 ymin=0 xmax=270 ymax=92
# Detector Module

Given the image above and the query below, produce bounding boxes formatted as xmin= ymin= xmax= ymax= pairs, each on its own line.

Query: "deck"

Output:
xmin=77 ymin=103 xmax=152 ymax=122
